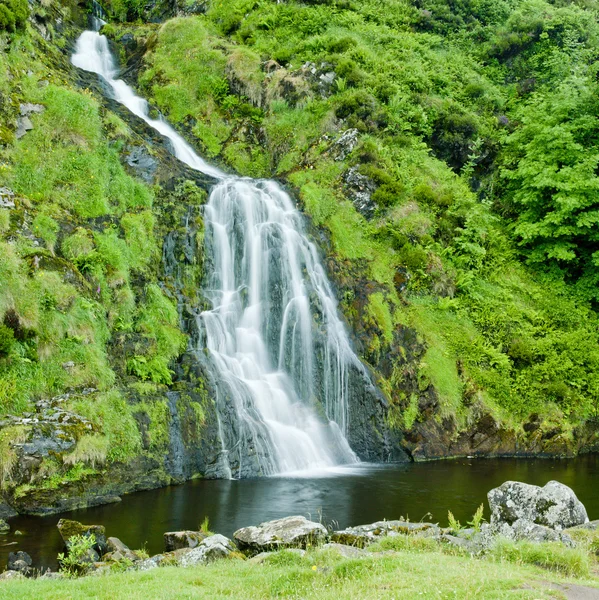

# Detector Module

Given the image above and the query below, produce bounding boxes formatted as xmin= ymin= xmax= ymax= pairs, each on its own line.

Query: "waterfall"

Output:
xmin=71 ymin=24 xmax=368 ymax=477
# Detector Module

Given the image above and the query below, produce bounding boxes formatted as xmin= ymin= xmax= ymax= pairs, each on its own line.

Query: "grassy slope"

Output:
xmin=0 ymin=3 xmax=198 ymax=500
xmin=1 ymin=542 xmax=599 ymax=599
xmin=115 ymin=0 xmax=599 ymax=442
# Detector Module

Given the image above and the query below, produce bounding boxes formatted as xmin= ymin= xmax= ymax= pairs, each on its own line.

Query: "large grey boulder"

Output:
xmin=178 ymin=534 xmax=237 ymax=566
xmin=234 ymin=516 xmax=327 ymax=553
xmin=488 ymin=480 xmax=588 ymax=531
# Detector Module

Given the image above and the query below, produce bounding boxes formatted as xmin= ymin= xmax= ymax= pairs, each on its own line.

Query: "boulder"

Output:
xmin=0 ymin=519 xmax=9 ymax=533
xmin=163 ymin=530 xmax=208 ymax=552
xmin=488 ymin=480 xmax=588 ymax=530
xmin=234 ymin=516 xmax=327 ymax=553
xmin=7 ymin=551 xmax=32 ymax=573
xmin=510 ymin=519 xmax=575 ymax=546
xmin=57 ymin=519 xmax=107 ymax=554
xmin=331 ymin=521 xmax=438 ymax=548
xmin=104 ymin=538 xmax=138 ymax=563
xmin=179 ymin=534 xmax=237 ymax=566
xmin=0 ymin=570 xmax=25 ymax=580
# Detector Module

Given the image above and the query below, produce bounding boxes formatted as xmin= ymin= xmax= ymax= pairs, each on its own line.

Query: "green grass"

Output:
xmin=2 ymin=545 xmax=598 ymax=599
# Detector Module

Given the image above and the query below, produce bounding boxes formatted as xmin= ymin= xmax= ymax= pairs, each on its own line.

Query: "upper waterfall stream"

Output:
xmin=72 ymin=24 xmax=366 ymax=477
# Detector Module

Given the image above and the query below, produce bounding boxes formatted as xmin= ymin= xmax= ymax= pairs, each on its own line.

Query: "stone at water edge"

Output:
xmin=104 ymin=537 xmax=139 ymax=562
xmin=488 ymin=480 xmax=588 ymax=530
xmin=164 ymin=530 xmax=209 ymax=552
xmin=233 ymin=516 xmax=327 ymax=553
xmin=56 ymin=519 xmax=107 ymax=555
xmin=178 ymin=534 xmax=238 ymax=566
xmin=7 ymin=551 xmax=32 ymax=574
xmin=0 ymin=519 xmax=10 ymax=533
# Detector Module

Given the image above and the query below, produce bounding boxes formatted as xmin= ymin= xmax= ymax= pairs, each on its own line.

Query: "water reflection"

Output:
xmin=1 ymin=455 xmax=596 ymax=570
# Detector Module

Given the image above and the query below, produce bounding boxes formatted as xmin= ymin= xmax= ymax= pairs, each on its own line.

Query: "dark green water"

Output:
xmin=1 ymin=455 xmax=597 ymax=570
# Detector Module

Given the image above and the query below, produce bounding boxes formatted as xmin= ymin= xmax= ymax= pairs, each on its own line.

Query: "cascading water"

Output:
xmin=71 ymin=23 xmax=372 ymax=477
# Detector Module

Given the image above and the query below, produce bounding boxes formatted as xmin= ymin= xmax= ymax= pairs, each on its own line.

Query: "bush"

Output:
xmin=0 ymin=0 xmax=28 ymax=32
xmin=58 ymin=534 xmax=97 ymax=578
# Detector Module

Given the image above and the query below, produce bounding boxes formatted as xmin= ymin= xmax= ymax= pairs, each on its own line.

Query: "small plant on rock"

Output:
xmin=58 ymin=534 xmax=97 ymax=578
xmin=447 ymin=511 xmax=463 ymax=533
xmin=468 ymin=504 xmax=485 ymax=532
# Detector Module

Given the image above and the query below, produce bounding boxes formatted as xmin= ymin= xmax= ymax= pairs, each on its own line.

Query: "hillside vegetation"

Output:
xmin=99 ymin=0 xmax=599 ymax=449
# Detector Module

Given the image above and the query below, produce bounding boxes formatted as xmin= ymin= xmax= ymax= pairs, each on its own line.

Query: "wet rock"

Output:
xmin=178 ymin=534 xmax=237 ymax=566
xmin=332 ymin=521 xmax=439 ymax=548
xmin=164 ymin=530 xmax=208 ymax=552
xmin=234 ymin=516 xmax=327 ymax=553
xmin=7 ymin=550 xmax=32 ymax=573
xmin=57 ymin=519 xmax=107 ymax=554
xmin=322 ymin=543 xmax=367 ymax=558
xmin=0 ymin=519 xmax=10 ymax=533
xmin=126 ymin=146 xmax=158 ymax=183
xmin=488 ymin=480 xmax=588 ymax=530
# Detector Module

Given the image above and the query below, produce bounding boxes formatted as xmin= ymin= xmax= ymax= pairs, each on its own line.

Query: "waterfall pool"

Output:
xmin=2 ymin=455 xmax=597 ymax=571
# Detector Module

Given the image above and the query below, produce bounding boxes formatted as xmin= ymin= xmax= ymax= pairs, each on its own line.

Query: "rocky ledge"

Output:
xmin=0 ymin=479 xmax=596 ymax=581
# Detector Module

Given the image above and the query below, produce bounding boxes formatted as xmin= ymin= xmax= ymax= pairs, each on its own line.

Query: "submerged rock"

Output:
xmin=164 ymin=530 xmax=209 ymax=552
xmin=234 ymin=516 xmax=327 ymax=553
xmin=488 ymin=480 xmax=588 ymax=530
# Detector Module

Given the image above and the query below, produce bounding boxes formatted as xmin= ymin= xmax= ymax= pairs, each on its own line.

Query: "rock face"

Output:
xmin=164 ymin=530 xmax=209 ymax=552
xmin=234 ymin=516 xmax=327 ymax=553
xmin=488 ymin=480 xmax=588 ymax=530
xmin=178 ymin=534 xmax=237 ymax=566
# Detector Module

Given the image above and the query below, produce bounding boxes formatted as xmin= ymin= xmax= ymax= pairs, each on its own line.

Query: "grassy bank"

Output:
xmin=2 ymin=541 xmax=599 ymax=599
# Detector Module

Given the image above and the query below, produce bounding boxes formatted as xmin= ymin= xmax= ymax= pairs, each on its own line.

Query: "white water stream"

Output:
xmin=72 ymin=24 xmax=364 ymax=477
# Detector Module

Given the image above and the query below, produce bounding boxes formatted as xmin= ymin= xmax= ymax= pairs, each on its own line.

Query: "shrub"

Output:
xmin=0 ymin=0 xmax=28 ymax=32
xmin=58 ymin=534 xmax=97 ymax=578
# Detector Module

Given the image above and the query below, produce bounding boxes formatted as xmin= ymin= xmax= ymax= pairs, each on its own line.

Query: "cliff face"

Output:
xmin=0 ymin=0 xmax=598 ymax=516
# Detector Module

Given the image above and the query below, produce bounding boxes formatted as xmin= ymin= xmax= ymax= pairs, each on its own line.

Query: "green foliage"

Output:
xmin=0 ymin=0 xmax=29 ymax=32
xmin=58 ymin=534 xmax=97 ymax=578
xmin=468 ymin=504 xmax=485 ymax=532
xmin=71 ymin=392 xmax=141 ymax=463
xmin=490 ymin=538 xmax=590 ymax=578
xmin=447 ymin=511 xmax=462 ymax=532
